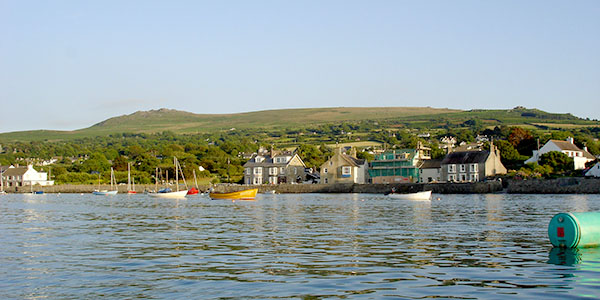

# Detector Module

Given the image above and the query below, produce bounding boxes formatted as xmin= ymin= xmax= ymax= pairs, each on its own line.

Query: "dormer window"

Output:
xmin=255 ymin=156 xmax=264 ymax=163
xmin=274 ymin=156 xmax=290 ymax=164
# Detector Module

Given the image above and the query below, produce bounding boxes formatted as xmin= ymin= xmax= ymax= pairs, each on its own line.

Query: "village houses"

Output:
xmin=440 ymin=142 xmax=507 ymax=182
xmin=1 ymin=165 xmax=54 ymax=187
xmin=585 ymin=162 xmax=600 ymax=178
xmin=243 ymin=148 xmax=307 ymax=185
xmin=525 ymin=137 xmax=596 ymax=170
xmin=368 ymin=142 xmax=431 ymax=184
xmin=320 ymin=147 xmax=368 ymax=184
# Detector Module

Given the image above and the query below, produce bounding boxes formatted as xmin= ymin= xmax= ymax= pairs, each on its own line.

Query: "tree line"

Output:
xmin=1 ymin=120 xmax=599 ymax=184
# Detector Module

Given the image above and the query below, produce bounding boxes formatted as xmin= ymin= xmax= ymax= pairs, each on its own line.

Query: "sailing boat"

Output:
xmin=93 ymin=168 xmax=118 ymax=195
xmin=127 ymin=162 xmax=137 ymax=194
xmin=149 ymin=157 xmax=188 ymax=198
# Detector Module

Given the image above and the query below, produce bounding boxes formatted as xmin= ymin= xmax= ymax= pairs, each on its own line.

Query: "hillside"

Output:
xmin=0 ymin=106 xmax=597 ymax=142
xmin=0 ymin=107 xmax=460 ymax=141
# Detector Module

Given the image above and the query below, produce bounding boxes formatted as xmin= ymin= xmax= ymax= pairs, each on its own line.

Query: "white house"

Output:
xmin=419 ymin=159 xmax=442 ymax=183
xmin=1 ymin=165 xmax=54 ymax=187
xmin=525 ymin=137 xmax=596 ymax=170
xmin=585 ymin=162 xmax=600 ymax=178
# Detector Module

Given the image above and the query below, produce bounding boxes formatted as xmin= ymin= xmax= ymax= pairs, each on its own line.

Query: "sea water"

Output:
xmin=1 ymin=193 xmax=599 ymax=299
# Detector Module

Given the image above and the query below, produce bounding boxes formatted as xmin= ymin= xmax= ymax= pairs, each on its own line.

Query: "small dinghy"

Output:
xmin=387 ymin=190 xmax=432 ymax=201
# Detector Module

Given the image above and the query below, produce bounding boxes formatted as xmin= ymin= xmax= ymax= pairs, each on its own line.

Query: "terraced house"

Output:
xmin=440 ymin=142 xmax=506 ymax=182
xmin=243 ymin=150 xmax=307 ymax=185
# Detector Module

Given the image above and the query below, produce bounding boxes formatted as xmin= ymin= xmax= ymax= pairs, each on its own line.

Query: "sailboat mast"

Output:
xmin=110 ymin=168 xmax=114 ymax=190
xmin=127 ymin=163 xmax=131 ymax=191
xmin=193 ymin=170 xmax=198 ymax=189
xmin=174 ymin=157 xmax=179 ymax=192
xmin=155 ymin=167 xmax=158 ymax=192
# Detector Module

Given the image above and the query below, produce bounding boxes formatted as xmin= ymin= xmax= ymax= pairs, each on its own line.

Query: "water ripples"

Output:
xmin=1 ymin=193 xmax=599 ymax=299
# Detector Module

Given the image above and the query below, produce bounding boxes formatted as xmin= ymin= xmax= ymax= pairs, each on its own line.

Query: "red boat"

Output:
xmin=187 ymin=187 xmax=199 ymax=195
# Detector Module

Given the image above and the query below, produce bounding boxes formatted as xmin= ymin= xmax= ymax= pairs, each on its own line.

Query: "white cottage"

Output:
xmin=525 ymin=137 xmax=595 ymax=170
xmin=585 ymin=162 xmax=600 ymax=178
xmin=1 ymin=165 xmax=54 ymax=187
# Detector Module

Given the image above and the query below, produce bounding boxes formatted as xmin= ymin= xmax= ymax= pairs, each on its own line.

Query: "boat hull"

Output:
xmin=209 ymin=188 xmax=258 ymax=200
xmin=93 ymin=190 xmax=118 ymax=196
xmin=148 ymin=190 xmax=188 ymax=198
xmin=388 ymin=190 xmax=432 ymax=200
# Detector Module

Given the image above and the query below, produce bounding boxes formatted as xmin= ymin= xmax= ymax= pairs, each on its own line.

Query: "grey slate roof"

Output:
xmin=3 ymin=167 xmax=28 ymax=177
xmin=551 ymin=140 xmax=583 ymax=152
xmin=550 ymin=140 xmax=596 ymax=159
xmin=441 ymin=151 xmax=490 ymax=165
xmin=421 ymin=159 xmax=442 ymax=169
xmin=243 ymin=152 xmax=302 ymax=168
xmin=343 ymin=155 xmax=366 ymax=167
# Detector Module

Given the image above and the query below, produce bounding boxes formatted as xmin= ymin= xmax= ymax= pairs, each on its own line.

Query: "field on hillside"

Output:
xmin=1 ymin=107 xmax=598 ymax=142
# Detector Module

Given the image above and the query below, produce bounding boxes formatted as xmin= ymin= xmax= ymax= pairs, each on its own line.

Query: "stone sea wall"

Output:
xmin=506 ymin=177 xmax=600 ymax=194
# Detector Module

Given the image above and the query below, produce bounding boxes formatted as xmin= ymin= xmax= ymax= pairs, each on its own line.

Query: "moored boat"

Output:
xmin=93 ymin=190 xmax=118 ymax=196
xmin=209 ymin=188 xmax=258 ymax=200
xmin=149 ymin=189 xmax=188 ymax=198
xmin=387 ymin=190 xmax=432 ymax=201
xmin=148 ymin=157 xmax=188 ymax=199
xmin=93 ymin=168 xmax=118 ymax=196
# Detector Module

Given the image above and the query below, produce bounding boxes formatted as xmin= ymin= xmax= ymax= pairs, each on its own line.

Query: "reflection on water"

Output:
xmin=0 ymin=193 xmax=599 ymax=299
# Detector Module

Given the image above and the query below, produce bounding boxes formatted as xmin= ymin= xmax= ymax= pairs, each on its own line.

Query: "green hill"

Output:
xmin=0 ymin=106 xmax=597 ymax=142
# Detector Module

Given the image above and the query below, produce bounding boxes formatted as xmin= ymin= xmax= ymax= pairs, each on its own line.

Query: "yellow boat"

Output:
xmin=209 ymin=188 xmax=258 ymax=200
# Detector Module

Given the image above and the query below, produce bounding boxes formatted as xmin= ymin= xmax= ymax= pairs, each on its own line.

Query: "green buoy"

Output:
xmin=548 ymin=212 xmax=600 ymax=248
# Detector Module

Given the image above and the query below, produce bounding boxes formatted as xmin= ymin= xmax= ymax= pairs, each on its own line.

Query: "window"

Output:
xmin=269 ymin=176 xmax=277 ymax=184
xmin=470 ymin=173 xmax=479 ymax=182
xmin=341 ymin=166 xmax=351 ymax=177
xmin=460 ymin=174 xmax=467 ymax=182
xmin=245 ymin=168 xmax=251 ymax=175
xmin=324 ymin=168 xmax=328 ymax=174
xmin=470 ymin=164 xmax=478 ymax=172
xmin=253 ymin=176 xmax=262 ymax=185
xmin=280 ymin=167 xmax=285 ymax=175
xmin=448 ymin=174 xmax=457 ymax=182
xmin=448 ymin=164 xmax=456 ymax=173
xmin=269 ymin=167 xmax=278 ymax=175
xmin=460 ymin=164 xmax=466 ymax=172
xmin=253 ymin=167 xmax=262 ymax=175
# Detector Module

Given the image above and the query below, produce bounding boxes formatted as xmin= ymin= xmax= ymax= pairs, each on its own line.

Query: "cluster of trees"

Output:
xmin=1 ymin=118 xmax=599 ymax=184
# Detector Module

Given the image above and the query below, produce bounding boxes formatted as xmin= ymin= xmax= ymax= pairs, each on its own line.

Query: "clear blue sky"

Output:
xmin=1 ymin=0 xmax=599 ymax=133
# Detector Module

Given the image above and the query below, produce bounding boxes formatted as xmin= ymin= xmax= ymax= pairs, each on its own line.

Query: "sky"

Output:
xmin=1 ymin=0 xmax=599 ymax=133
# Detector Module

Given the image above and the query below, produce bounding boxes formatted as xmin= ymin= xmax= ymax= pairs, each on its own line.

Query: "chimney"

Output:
xmin=567 ymin=137 xmax=574 ymax=144
xmin=584 ymin=146 xmax=588 ymax=152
